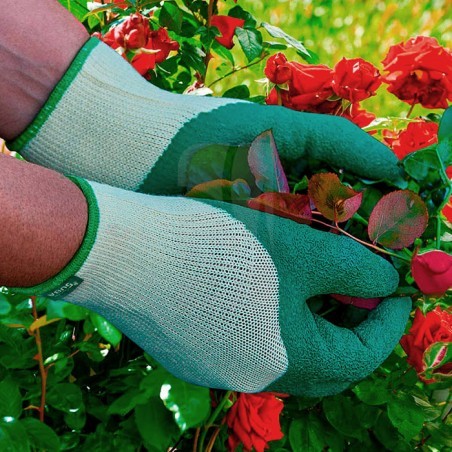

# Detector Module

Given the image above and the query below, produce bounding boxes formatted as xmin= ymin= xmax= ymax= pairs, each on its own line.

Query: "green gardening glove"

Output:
xmin=8 ymin=38 xmax=402 ymax=194
xmin=12 ymin=176 xmax=411 ymax=397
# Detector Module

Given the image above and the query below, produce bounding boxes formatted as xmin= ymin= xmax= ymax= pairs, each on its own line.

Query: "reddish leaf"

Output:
xmin=248 ymin=130 xmax=290 ymax=193
xmin=368 ymin=190 xmax=428 ymax=249
xmin=186 ymin=178 xmax=251 ymax=201
xmin=331 ymin=294 xmax=382 ymax=310
xmin=308 ymin=173 xmax=363 ymax=222
xmin=247 ymin=192 xmax=312 ymax=224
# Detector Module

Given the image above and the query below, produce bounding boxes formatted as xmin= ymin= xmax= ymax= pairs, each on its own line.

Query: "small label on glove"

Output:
xmin=44 ymin=276 xmax=84 ymax=299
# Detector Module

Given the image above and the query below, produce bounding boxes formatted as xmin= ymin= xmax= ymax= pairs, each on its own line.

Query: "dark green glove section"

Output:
xmin=202 ymin=198 xmax=411 ymax=397
xmin=141 ymin=102 xmax=403 ymax=195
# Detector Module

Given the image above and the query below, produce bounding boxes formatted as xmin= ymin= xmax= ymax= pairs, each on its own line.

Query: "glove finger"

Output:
xmin=291 ymin=227 xmax=399 ymax=299
xmin=282 ymin=112 xmax=403 ymax=183
xmin=270 ymin=296 xmax=410 ymax=396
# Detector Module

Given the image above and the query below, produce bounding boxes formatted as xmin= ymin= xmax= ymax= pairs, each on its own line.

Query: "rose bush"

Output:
xmin=0 ymin=1 xmax=450 ymax=452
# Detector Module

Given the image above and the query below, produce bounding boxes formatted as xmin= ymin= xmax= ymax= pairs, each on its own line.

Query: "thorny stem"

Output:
xmin=205 ymin=418 xmax=227 ymax=452
xmin=208 ymin=53 xmax=269 ymax=88
xmin=198 ymin=390 xmax=233 ymax=452
xmin=192 ymin=428 xmax=201 ymax=452
xmin=309 ymin=216 xmax=411 ymax=262
xmin=201 ymin=0 xmax=217 ymax=83
xmin=30 ymin=296 xmax=47 ymax=422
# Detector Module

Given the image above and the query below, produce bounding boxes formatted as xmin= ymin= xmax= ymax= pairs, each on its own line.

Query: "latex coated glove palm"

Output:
xmin=13 ymin=177 xmax=411 ymax=397
xmin=8 ymin=38 xmax=402 ymax=195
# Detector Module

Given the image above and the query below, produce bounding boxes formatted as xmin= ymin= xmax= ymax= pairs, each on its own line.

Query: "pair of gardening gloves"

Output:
xmin=9 ymin=38 xmax=411 ymax=397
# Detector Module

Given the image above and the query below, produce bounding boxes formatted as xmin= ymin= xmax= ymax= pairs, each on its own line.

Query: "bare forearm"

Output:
xmin=0 ymin=0 xmax=88 ymax=140
xmin=0 ymin=154 xmax=88 ymax=287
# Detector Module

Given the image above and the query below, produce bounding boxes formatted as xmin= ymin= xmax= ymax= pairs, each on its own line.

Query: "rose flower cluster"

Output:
xmin=93 ymin=13 xmax=179 ymax=75
xmin=265 ymin=53 xmax=381 ymax=128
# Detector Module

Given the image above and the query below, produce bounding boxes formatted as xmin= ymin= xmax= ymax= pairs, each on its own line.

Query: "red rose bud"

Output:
xmin=400 ymin=307 xmax=452 ymax=383
xmin=341 ymin=103 xmax=376 ymax=128
xmin=211 ymin=15 xmax=245 ymax=49
xmin=226 ymin=392 xmax=284 ymax=452
xmin=332 ymin=57 xmax=382 ymax=102
xmin=383 ymin=120 xmax=439 ymax=159
xmin=265 ymin=53 xmax=293 ymax=84
xmin=382 ymin=36 xmax=452 ymax=109
xmin=411 ymin=250 xmax=452 ymax=295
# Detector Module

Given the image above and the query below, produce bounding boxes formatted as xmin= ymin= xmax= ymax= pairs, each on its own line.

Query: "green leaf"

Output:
xmin=0 ymin=296 xmax=11 ymax=316
xmin=186 ymin=178 xmax=251 ymax=202
xmin=236 ymin=27 xmax=263 ymax=62
xmin=108 ymin=388 xmax=144 ymax=416
xmin=21 ymin=418 xmax=60 ymax=452
xmin=248 ymin=130 xmax=289 ymax=193
xmin=223 ymin=85 xmax=250 ymax=99
xmin=438 ymin=106 xmax=452 ymax=142
xmin=437 ymin=138 xmax=452 ymax=167
xmin=160 ymin=375 xmax=210 ymax=432
xmin=308 ymin=172 xmax=363 ymax=222
xmin=228 ymin=4 xmax=258 ymax=28
xmin=135 ymin=398 xmax=179 ymax=450
xmin=261 ymin=22 xmax=311 ymax=60
xmin=159 ymin=1 xmax=183 ymax=33
xmin=58 ymin=0 xmax=89 ymax=22
xmin=374 ymin=411 xmax=411 ymax=451
xmin=323 ymin=395 xmax=365 ymax=440
xmin=0 ymin=418 xmax=30 ymax=452
xmin=387 ymin=396 xmax=425 ymax=441
xmin=64 ymin=407 xmax=86 ymax=430
xmin=289 ymin=414 xmax=326 ymax=451
xmin=46 ymin=383 xmax=84 ymax=414
xmin=368 ymin=190 xmax=429 ymax=249
xmin=46 ymin=299 xmax=89 ymax=321
xmin=211 ymin=40 xmax=235 ymax=65
xmin=90 ymin=312 xmax=122 ymax=347
xmin=402 ymin=146 xmax=443 ymax=182
xmin=0 ymin=378 xmax=22 ymax=418
xmin=248 ymin=193 xmax=312 ymax=224
xmin=352 ymin=378 xmax=391 ymax=405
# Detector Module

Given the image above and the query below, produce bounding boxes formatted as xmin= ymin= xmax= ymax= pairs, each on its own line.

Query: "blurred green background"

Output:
xmin=212 ymin=0 xmax=451 ymax=117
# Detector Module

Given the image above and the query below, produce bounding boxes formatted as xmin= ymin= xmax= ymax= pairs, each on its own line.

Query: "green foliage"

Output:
xmin=2 ymin=1 xmax=449 ymax=451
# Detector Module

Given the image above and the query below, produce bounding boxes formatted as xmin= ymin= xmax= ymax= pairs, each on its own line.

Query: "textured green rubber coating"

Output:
xmin=200 ymin=198 xmax=411 ymax=397
xmin=140 ymin=103 xmax=403 ymax=195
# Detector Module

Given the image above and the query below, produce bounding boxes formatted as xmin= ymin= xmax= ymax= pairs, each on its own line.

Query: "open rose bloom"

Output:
xmin=382 ymin=36 xmax=452 ymax=108
xmin=400 ymin=307 xmax=452 ymax=383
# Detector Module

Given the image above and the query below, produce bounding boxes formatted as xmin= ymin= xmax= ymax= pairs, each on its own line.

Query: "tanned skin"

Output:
xmin=0 ymin=1 xmax=89 ymax=286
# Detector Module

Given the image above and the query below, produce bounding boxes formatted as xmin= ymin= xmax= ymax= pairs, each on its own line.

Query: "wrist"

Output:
xmin=0 ymin=0 xmax=88 ymax=140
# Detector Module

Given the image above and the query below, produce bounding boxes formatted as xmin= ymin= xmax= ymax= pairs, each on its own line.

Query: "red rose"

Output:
xmin=265 ymin=56 xmax=336 ymax=114
xmin=332 ymin=57 xmax=382 ymax=102
xmin=265 ymin=53 xmax=293 ymax=85
xmin=131 ymin=28 xmax=179 ymax=75
xmin=211 ymin=15 xmax=245 ymax=49
xmin=383 ymin=120 xmax=439 ymax=159
xmin=411 ymin=250 xmax=452 ymax=295
xmin=112 ymin=13 xmax=150 ymax=49
xmin=226 ymin=392 xmax=285 ymax=452
xmin=400 ymin=307 xmax=452 ymax=383
xmin=341 ymin=103 xmax=376 ymax=128
xmin=382 ymin=36 xmax=452 ymax=109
